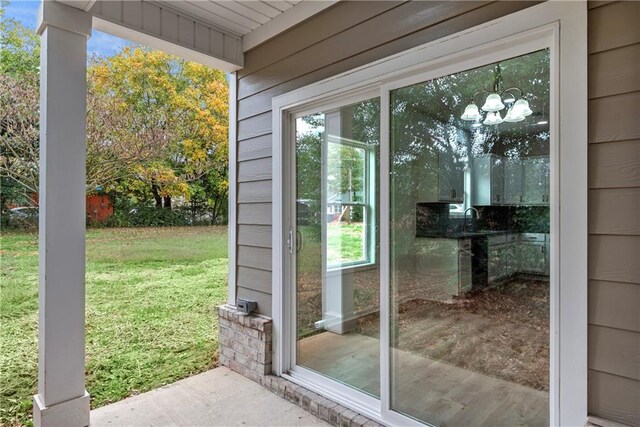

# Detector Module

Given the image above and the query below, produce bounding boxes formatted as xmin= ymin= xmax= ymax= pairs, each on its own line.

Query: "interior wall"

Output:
xmin=586 ymin=2 xmax=640 ymax=425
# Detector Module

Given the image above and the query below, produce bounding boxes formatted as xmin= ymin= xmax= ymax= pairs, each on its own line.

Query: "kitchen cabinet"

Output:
xmin=488 ymin=245 xmax=507 ymax=283
xmin=414 ymin=238 xmax=473 ymax=300
xmin=414 ymin=150 xmax=464 ymax=203
xmin=438 ymin=150 xmax=465 ymax=202
xmin=504 ymin=233 xmax=520 ymax=277
xmin=472 ymin=154 xmax=504 ymax=205
xmin=503 ymin=158 xmax=524 ymax=205
xmin=458 ymin=239 xmax=473 ymax=293
xmin=502 ymin=156 xmax=550 ymax=205
xmin=518 ymin=242 xmax=547 ymax=274
xmin=414 ymin=238 xmax=459 ymax=300
xmin=518 ymin=233 xmax=548 ymax=275
xmin=522 ymin=157 xmax=550 ymax=205
xmin=486 ymin=233 xmax=549 ymax=284
xmin=487 ymin=234 xmax=509 ymax=283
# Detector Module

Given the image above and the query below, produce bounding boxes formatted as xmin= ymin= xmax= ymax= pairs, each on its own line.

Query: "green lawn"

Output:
xmin=0 ymin=226 xmax=228 ymax=427
xmin=326 ymin=222 xmax=366 ymax=264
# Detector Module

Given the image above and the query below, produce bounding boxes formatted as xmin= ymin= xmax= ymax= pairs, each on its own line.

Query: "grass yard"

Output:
xmin=0 ymin=226 xmax=228 ymax=427
xmin=326 ymin=222 xmax=366 ymax=264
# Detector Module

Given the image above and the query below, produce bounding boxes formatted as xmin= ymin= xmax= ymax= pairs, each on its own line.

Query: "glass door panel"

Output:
xmin=389 ymin=50 xmax=551 ymax=425
xmin=295 ymin=98 xmax=381 ymax=397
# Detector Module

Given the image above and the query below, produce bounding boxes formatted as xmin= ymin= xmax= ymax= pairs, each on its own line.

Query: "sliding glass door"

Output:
xmin=388 ymin=50 xmax=551 ymax=425
xmin=289 ymin=47 xmax=553 ymax=427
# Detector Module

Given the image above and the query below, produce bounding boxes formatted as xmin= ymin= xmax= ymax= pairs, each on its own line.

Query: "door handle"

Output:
xmin=287 ymin=229 xmax=293 ymax=255
xmin=296 ymin=230 xmax=304 ymax=254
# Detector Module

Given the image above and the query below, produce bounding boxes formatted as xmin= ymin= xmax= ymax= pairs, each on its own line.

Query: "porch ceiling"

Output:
xmin=54 ymin=0 xmax=337 ymax=70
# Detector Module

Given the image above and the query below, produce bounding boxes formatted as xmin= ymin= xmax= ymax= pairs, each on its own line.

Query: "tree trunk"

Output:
xmin=211 ymin=198 xmax=222 ymax=224
xmin=151 ymin=182 xmax=162 ymax=208
xmin=163 ymin=196 xmax=171 ymax=209
xmin=190 ymin=200 xmax=197 ymax=224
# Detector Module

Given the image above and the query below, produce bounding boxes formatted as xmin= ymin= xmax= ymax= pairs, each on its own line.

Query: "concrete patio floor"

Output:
xmin=90 ymin=367 xmax=329 ymax=426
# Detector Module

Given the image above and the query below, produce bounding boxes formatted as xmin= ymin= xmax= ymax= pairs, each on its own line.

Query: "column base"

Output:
xmin=33 ymin=390 xmax=90 ymax=427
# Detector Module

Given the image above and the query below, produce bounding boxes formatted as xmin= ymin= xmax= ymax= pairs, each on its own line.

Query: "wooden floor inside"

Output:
xmin=298 ymin=332 xmax=549 ymax=426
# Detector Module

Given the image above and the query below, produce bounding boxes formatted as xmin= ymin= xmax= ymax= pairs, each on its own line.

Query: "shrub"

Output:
xmin=103 ymin=206 xmax=190 ymax=227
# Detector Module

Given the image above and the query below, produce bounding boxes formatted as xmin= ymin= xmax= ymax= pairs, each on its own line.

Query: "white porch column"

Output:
xmin=33 ymin=2 xmax=92 ymax=426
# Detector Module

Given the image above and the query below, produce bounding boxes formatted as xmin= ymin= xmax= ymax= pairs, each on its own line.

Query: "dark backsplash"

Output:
xmin=415 ymin=203 xmax=450 ymax=236
xmin=416 ymin=203 xmax=550 ymax=236
xmin=477 ymin=205 xmax=550 ymax=233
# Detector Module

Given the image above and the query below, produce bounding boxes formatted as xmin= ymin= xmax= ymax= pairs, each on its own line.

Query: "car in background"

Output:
xmin=7 ymin=207 xmax=39 ymax=228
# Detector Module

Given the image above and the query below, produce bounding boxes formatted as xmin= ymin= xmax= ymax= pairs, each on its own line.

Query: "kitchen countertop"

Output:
xmin=416 ymin=230 xmax=509 ymax=239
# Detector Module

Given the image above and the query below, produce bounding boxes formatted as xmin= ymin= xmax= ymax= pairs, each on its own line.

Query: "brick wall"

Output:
xmin=217 ymin=305 xmax=272 ymax=383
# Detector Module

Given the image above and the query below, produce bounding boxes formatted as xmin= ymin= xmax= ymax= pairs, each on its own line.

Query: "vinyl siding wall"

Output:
xmin=231 ymin=0 xmax=640 ymax=424
xmin=587 ymin=2 xmax=640 ymax=425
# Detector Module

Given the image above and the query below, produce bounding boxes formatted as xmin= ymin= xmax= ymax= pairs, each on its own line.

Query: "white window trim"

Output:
xmin=271 ymin=2 xmax=587 ymax=426
xmin=227 ymin=72 xmax=237 ymax=306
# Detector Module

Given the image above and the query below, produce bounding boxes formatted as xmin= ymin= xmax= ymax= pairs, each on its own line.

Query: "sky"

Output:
xmin=5 ymin=0 xmax=132 ymax=57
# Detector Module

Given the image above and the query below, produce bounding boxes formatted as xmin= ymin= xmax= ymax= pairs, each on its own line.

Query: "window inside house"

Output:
xmin=326 ymin=135 xmax=372 ymax=267
xmin=296 ymin=102 xmax=378 ymax=270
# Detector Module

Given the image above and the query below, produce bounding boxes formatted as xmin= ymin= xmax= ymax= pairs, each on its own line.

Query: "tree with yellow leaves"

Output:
xmin=89 ymin=47 xmax=229 ymax=219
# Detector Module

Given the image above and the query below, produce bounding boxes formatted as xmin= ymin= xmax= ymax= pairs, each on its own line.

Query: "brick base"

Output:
xmin=217 ymin=304 xmax=272 ymax=383
xmin=217 ymin=305 xmax=381 ymax=427
xmin=260 ymin=375 xmax=382 ymax=427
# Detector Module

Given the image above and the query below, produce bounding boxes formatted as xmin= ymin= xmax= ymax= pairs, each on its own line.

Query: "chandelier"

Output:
xmin=460 ymin=64 xmax=532 ymax=127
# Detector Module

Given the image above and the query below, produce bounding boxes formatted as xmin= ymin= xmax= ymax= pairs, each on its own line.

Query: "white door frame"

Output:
xmin=271 ymin=2 xmax=587 ymax=426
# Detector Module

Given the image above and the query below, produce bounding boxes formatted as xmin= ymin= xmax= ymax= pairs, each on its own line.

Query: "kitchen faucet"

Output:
xmin=463 ymin=207 xmax=480 ymax=232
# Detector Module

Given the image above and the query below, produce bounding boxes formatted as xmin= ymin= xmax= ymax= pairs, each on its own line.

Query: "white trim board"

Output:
xmin=271 ymin=1 xmax=587 ymax=426
xmin=228 ymin=72 xmax=238 ymax=306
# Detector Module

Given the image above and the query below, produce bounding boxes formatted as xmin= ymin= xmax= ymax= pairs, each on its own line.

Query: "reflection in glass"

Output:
xmin=295 ymin=98 xmax=381 ymax=397
xmin=389 ymin=50 xmax=550 ymax=425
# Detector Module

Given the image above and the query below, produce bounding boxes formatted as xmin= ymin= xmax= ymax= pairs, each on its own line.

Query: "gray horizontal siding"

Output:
xmin=588 ymin=140 xmax=640 ymax=189
xmin=237 ymin=286 xmax=272 ymax=316
xmin=587 ymin=2 xmax=640 ymax=424
xmin=238 ymin=134 xmax=272 ymax=162
xmin=589 ymin=280 xmax=640 ymax=332
xmin=237 ymin=266 xmax=272 ymax=293
xmin=237 ymin=246 xmax=271 ymax=272
xmin=237 ymin=180 xmax=271 ymax=204
xmin=237 ymin=203 xmax=271 ymax=225
xmin=588 ymin=370 xmax=640 ymax=426
xmin=237 ymin=225 xmax=272 ymax=248
xmin=588 ymin=188 xmax=640 ymax=235
xmin=239 ymin=1 xmax=403 ymax=78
